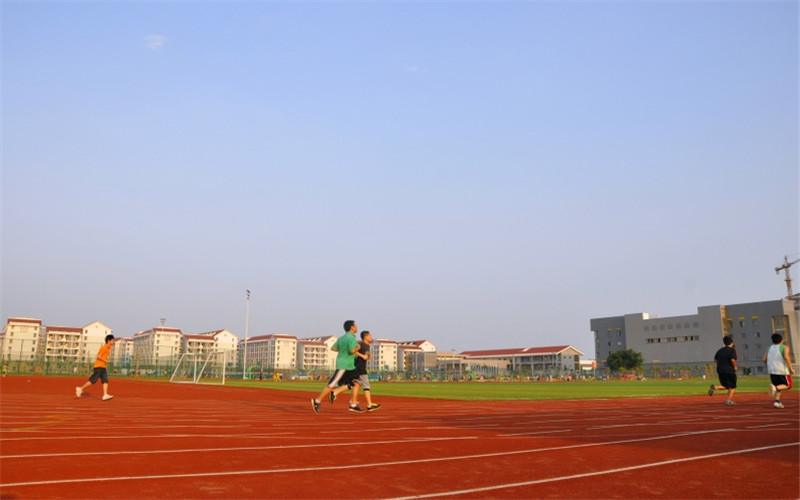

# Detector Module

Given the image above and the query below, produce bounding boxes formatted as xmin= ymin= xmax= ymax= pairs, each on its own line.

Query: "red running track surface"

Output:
xmin=1 ymin=376 xmax=798 ymax=499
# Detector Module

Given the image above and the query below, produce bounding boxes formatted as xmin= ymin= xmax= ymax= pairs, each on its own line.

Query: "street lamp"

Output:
xmin=243 ymin=290 xmax=250 ymax=379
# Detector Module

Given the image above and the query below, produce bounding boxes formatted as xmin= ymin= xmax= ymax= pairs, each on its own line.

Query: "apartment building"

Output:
xmin=297 ymin=336 xmax=336 ymax=371
xmin=133 ymin=327 xmax=183 ymax=364
xmin=111 ymin=337 xmax=133 ymax=366
xmin=241 ymin=334 xmax=298 ymax=371
xmin=399 ymin=340 xmax=436 ymax=352
xmin=43 ymin=325 xmax=82 ymax=360
xmin=202 ymin=329 xmax=238 ymax=353
xmin=80 ymin=321 xmax=113 ymax=362
xmin=1 ymin=318 xmax=43 ymax=361
xmin=2 ymin=318 xmax=113 ymax=364
xmin=371 ymin=339 xmax=400 ymax=372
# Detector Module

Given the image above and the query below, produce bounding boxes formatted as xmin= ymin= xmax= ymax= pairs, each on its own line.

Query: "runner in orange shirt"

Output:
xmin=75 ymin=334 xmax=115 ymax=401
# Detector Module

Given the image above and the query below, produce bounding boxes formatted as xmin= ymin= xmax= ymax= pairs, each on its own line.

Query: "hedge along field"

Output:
xmin=224 ymin=376 xmax=776 ymax=401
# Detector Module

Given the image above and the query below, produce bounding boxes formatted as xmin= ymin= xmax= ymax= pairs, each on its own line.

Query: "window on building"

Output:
xmin=772 ymin=315 xmax=788 ymax=334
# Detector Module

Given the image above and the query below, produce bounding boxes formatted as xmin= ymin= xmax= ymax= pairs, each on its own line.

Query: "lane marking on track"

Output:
xmin=0 ymin=432 xmax=295 ymax=442
xmin=500 ymin=429 xmax=572 ymax=437
xmin=745 ymin=423 xmax=792 ymax=429
xmin=0 ymin=436 xmax=478 ymax=460
xmin=0 ymin=427 xmax=772 ymax=487
xmin=319 ymin=426 xmax=458 ymax=434
xmin=588 ymin=418 xmax=705 ymax=430
xmin=387 ymin=441 xmax=800 ymax=499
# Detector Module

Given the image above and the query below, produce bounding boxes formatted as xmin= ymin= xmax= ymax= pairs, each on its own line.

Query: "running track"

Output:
xmin=1 ymin=376 xmax=798 ymax=499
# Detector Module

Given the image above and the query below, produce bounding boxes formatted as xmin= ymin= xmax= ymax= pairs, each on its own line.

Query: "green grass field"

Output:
xmin=224 ymin=377 xmax=775 ymax=401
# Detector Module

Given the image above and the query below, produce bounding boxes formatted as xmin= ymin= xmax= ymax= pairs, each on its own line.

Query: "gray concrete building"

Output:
xmin=591 ymin=298 xmax=799 ymax=375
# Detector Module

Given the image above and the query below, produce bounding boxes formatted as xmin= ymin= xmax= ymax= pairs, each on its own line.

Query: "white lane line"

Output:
xmin=0 ymin=432 xmax=295 ymax=442
xmin=0 ymin=436 xmax=477 ymax=459
xmin=388 ymin=442 xmax=800 ymax=499
xmin=745 ymin=423 xmax=791 ymax=429
xmin=0 ymin=428 xmax=743 ymax=486
xmin=500 ymin=429 xmax=572 ymax=437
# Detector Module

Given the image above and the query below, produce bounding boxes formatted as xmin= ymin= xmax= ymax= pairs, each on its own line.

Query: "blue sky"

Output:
xmin=2 ymin=1 xmax=797 ymax=357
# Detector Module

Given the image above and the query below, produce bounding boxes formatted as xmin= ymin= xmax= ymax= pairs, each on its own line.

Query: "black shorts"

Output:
xmin=326 ymin=369 xmax=360 ymax=389
xmin=88 ymin=367 xmax=109 ymax=384
xmin=717 ymin=372 xmax=737 ymax=389
xmin=770 ymin=374 xmax=793 ymax=390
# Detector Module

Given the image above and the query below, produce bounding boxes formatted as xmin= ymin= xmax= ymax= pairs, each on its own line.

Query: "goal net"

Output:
xmin=170 ymin=351 xmax=229 ymax=385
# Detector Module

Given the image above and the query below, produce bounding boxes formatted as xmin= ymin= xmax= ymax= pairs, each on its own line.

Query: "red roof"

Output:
xmin=299 ymin=340 xmax=327 ymax=347
xmin=244 ymin=334 xmax=297 ymax=342
xmin=184 ymin=334 xmax=214 ymax=341
xmin=7 ymin=318 xmax=42 ymax=325
xmin=460 ymin=345 xmax=576 ymax=357
xmin=46 ymin=326 xmax=83 ymax=333
xmin=398 ymin=345 xmax=422 ymax=352
xmin=299 ymin=335 xmax=336 ymax=342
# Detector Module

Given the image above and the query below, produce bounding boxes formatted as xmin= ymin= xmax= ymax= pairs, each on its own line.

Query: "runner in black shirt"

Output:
xmin=708 ymin=335 xmax=738 ymax=405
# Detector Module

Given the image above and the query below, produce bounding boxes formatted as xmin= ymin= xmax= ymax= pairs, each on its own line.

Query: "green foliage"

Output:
xmin=606 ymin=349 xmax=644 ymax=372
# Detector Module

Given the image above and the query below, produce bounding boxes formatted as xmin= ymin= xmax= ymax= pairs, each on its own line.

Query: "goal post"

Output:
xmin=170 ymin=351 xmax=228 ymax=385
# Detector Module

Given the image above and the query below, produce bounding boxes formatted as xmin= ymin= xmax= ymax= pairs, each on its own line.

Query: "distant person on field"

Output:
xmin=75 ymin=335 xmax=115 ymax=401
xmin=763 ymin=333 xmax=795 ymax=409
xmin=708 ymin=335 xmax=737 ymax=405
xmin=332 ymin=330 xmax=381 ymax=412
xmin=311 ymin=320 xmax=363 ymax=413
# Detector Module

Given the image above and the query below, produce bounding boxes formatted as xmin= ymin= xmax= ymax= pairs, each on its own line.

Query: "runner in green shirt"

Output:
xmin=311 ymin=320 xmax=363 ymax=413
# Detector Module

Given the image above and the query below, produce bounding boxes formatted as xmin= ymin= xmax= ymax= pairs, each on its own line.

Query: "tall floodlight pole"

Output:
xmin=243 ymin=290 xmax=250 ymax=379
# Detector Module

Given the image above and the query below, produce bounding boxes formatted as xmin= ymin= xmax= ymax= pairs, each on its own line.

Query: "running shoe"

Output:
xmin=75 ymin=387 xmax=82 ymax=398
xmin=769 ymin=384 xmax=777 ymax=399
xmin=348 ymin=404 xmax=365 ymax=413
xmin=708 ymin=384 xmax=715 ymax=396
xmin=367 ymin=403 xmax=382 ymax=412
xmin=725 ymin=400 xmax=736 ymax=406
xmin=774 ymin=401 xmax=785 ymax=409
xmin=102 ymin=394 xmax=114 ymax=401
xmin=311 ymin=398 xmax=321 ymax=414
xmin=329 ymin=391 xmax=336 ymax=404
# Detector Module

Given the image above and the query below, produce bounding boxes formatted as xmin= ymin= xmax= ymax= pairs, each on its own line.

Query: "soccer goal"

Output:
xmin=169 ymin=351 xmax=229 ymax=385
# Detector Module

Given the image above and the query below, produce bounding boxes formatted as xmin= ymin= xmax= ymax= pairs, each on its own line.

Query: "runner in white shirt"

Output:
xmin=762 ymin=333 xmax=795 ymax=409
